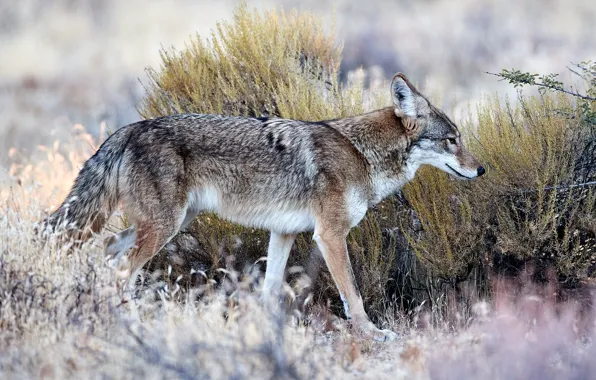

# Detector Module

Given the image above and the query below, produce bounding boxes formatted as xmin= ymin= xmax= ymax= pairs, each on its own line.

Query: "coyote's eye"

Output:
xmin=447 ymin=138 xmax=457 ymax=145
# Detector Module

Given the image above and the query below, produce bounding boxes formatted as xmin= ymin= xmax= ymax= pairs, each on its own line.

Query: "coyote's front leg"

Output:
xmin=313 ymin=217 xmax=398 ymax=342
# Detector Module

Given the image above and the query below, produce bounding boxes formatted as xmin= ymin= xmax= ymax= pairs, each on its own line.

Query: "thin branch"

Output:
xmin=485 ymin=71 xmax=596 ymax=101
xmin=543 ymin=181 xmax=596 ymax=191
xmin=517 ymin=181 xmax=596 ymax=194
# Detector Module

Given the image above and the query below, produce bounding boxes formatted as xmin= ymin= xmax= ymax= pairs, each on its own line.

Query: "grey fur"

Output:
xmin=43 ymin=73 xmax=484 ymax=342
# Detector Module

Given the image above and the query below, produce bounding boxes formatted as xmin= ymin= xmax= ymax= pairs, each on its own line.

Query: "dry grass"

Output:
xmin=1 ymin=149 xmax=335 ymax=378
xmin=2 ymin=157 xmax=595 ymax=378
xmin=2 ymin=147 xmax=596 ymax=378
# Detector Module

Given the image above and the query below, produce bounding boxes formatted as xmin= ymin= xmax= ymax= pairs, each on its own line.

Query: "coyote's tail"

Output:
xmin=41 ymin=131 xmax=126 ymax=242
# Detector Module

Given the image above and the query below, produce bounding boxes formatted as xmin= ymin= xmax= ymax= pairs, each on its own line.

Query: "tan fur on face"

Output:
xmin=456 ymin=145 xmax=482 ymax=171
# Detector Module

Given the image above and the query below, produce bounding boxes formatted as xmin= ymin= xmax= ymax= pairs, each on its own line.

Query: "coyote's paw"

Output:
xmin=356 ymin=320 xmax=399 ymax=342
xmin=370 ymin=328 xmax=399 ymax=342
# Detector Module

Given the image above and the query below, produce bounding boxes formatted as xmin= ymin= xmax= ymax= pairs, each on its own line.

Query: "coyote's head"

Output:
xmin=392 ymin=73 xmax=485 ymax=179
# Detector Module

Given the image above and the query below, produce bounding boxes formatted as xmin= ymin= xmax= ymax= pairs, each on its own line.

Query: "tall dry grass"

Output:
xmin=2 ymin=155 xmax=595 ymax=378
xmin=2 ymin=150 xmax=332 ymax=378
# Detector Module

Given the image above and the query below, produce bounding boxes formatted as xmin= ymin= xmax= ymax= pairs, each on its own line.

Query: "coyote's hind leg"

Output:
xmin=117 ymin=209 xmax=186 ymax=300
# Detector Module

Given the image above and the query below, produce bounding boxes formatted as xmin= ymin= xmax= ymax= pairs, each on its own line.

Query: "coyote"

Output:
xmin=43 ymin=73 xmax=484 ymax=341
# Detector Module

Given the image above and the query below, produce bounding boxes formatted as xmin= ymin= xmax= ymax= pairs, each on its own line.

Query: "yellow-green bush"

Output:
xmin=140 ymin=3 xmax=363 ymax=121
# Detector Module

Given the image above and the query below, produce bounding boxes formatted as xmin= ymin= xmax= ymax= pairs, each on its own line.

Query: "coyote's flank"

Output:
xmin=42 ymin=73 xmax=485 ymax=341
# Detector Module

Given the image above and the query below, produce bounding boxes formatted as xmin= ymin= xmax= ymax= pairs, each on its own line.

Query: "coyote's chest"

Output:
xmin=368 ymin=162 xmax=420 ymax=204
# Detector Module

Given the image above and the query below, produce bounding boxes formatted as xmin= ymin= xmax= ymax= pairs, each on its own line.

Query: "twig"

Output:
xmin=542 ymin=181 xmax=596 ymax=191
xmin=485 ymin=71 xmax=596 ymax=101
xmin=518 ymin=181 xmax=596 ymax=194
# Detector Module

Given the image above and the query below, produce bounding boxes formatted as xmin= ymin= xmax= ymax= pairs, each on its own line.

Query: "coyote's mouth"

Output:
xmin=446 ymin=164 xmax=473 ymax=179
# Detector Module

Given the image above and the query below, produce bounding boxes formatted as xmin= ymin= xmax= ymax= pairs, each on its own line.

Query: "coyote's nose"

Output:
xmin=477 ymin=166 xmax=486 ymax=177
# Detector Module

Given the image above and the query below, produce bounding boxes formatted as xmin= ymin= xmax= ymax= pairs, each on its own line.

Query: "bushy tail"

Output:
xmin=41 ymin=132 xmax=125 ymax=242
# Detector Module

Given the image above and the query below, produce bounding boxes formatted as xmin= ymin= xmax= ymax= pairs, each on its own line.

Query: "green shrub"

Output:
xmin=139 ymin=3 xmax=362 ymax=121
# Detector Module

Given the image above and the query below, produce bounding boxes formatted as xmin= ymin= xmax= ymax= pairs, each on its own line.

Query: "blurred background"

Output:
xmin=1 ymin=0 xmax=595 ymax=166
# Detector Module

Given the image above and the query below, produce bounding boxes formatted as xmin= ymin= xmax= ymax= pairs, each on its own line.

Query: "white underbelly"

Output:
xmin=223 ymin=208 xmax=315 ymax=234
xmin=188 ymin=187 xmax=315 ymax=234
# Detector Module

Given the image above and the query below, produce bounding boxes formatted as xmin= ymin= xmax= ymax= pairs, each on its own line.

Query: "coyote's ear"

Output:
xmin=391 ymin=73 xmax=417 ymax=119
